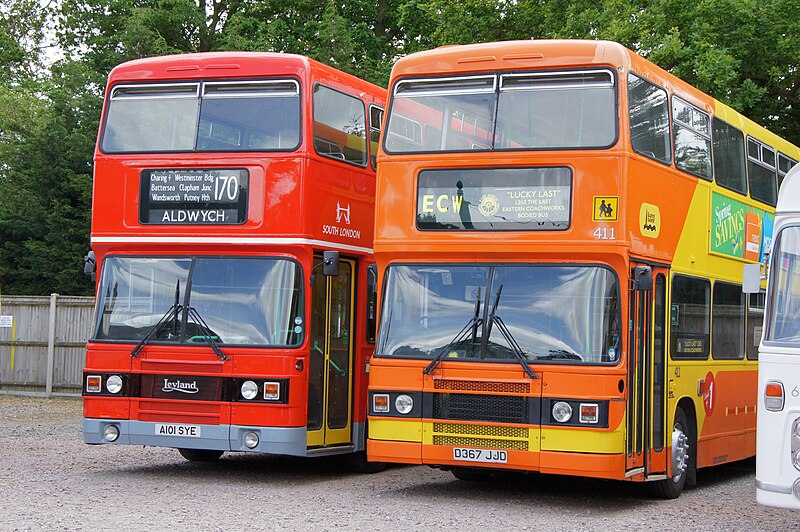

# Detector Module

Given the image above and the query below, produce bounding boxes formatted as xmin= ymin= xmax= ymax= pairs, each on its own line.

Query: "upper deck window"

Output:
xmin=712 ymin=118 xmax=747 ymax=194
xmin=101 ymin=79 xmax=301 ymax=153
xmin=673 ymin=97 xmax=712 ymax=180
xmin=778 ymin=152 xmax=798 ymax=190
xmin=747 ymin=137 xmax=778 ymax=206
xmin=369 ymin=105 xmax=384 ymax=169
xmin=628 ymin=74 xmax=671 ymax=165
xmin=313 ymin=84 xmax=368 ymax=166
xmin=384 ymin=69 xmax=616 ymax=153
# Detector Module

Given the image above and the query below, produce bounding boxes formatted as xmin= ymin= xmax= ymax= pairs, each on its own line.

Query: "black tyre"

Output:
xmin=347 ymin=451 xmax=387 ymax=474
xmin=178 ymin=448 xmax=224 ymax=462
xmin=650 ymin=408 xmax=691 ymax=499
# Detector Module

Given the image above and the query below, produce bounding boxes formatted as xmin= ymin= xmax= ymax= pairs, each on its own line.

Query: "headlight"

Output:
xmin=241 ymin=380 xmax=259 ymax=400
xmin=243 ymin=431 xmax=259 ymax=449
xmin=103 ymin=425 xmax=120 ymax=442
xmin=793 ymin=449 xmax=800 ymax=471
xmin=105 ymin=375 xmax=123 ymax=394
xmin=395 ymin=394 xmax=414 ymax=415
xmin=552 ymin=401 xmax=573 ymax=423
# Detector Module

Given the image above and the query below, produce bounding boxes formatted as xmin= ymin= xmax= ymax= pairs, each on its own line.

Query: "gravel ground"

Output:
xmin=0 ymin=395 xmax=796 ymax=531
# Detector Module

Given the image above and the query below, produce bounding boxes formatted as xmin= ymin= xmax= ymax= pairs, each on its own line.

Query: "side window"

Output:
xmin=711 ymin=281 xmax=745 ymax=360
xmin=673 ymin=97 xmax=712 ymax=180
xmin=747 ymin=291 xmax=765 ymax=360
xmin=670 ymin=275 xmax=710 ymax=360
xmin=628 ymin=74 xmax=671 ymax=165
xmin=369 ymin=105 xmax=384 ymax=170
xmin=712 ymin=118 xmax=747 ymax=194
xmin=747 ymin=137 xmax=777 ymax=206
xmin=313 ymin=84 xmax=367 ymax=166
xmin=778 ymin=152 xmax=798 ymax=190
xmin=366 ymin=264 xmax=378 ymax=343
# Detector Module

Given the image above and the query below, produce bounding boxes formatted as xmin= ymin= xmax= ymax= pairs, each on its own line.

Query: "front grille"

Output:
xmin=433 ymin=393 xmax=528 ymax=424
xmin=433 ymin=435 xmax=529 ymax=451
xmin=433 ymin=379 xmax=530 ymax=394
xmin=433 ymin=422 xmax=529 ymax=438
xmin=137 ymin=400 xmax=221 ymax=424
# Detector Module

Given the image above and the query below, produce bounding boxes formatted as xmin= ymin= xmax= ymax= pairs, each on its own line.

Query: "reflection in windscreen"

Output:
xmin=94 ymin=257 xmax=303 ymax=346
xmin=385 ymin=70 xmax=616 ymax=153
xmin=101 ymin=80 xmax=301 ymax=153
xmin=377 ymin=265 xmax=620 ymax=364
xmin=766 ymin=226 xmax=800 ymax=343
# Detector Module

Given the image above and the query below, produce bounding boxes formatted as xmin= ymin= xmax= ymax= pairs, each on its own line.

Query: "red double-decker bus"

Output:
xmin=82 ymin=52 xmax=385 ymax=468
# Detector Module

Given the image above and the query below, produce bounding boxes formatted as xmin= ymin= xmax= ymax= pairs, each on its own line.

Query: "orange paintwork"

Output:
xmin=84 ymin=53 xmax=385 ymax=444
xmin=369 ymin=40 xmax=800 ymax=482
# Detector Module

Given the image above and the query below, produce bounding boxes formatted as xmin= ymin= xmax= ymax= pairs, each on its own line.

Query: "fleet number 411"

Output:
xmin=592 ymin=227 xmax=615 ymax=240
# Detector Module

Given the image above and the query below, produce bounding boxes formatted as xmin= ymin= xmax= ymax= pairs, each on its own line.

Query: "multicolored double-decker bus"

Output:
xmin=82 ymin=52 xmax=386 ymax=468
xmin=366 ymin=40 xmax=800 ymax=497
xmin=749 ymin=164 xmax=800 ymax=508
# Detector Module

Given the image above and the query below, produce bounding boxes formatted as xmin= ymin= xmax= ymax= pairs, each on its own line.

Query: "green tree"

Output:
xmin=0 ymin=60 xmax=97 ymax=295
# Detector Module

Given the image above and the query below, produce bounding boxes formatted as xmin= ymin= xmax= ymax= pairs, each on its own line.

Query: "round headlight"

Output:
xmin=243 ymin=431 xmax=259 ymax=449
xmin=794 ymin=420 xmax=800 ymax=439
xmin=106 ymin=375 xmax=123 ymax=394
xmin=793 ymin=449 xmax=800 ymax=471
xmin=241 ymin=380 xmax=259 ymax=400
xmin=395 ymin=394 xmax=414 ymax=415
xmin=552 ymin=401 xmax=573 ymax=423
xmin=103 ymin=424 xmax=120 ymax=442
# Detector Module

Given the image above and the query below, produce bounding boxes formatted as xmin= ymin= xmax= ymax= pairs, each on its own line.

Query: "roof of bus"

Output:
xmin=391 ymin=40 xmax=633 ymax=77
xmin=107 ymin=52 xmax=384 ymax=94
xmin=389 ymin=39 xmax=800 ymax=159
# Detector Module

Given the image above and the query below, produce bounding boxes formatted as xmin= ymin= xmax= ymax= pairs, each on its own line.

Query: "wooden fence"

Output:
xmin=0 ymin=294 xmax=95 ymax=396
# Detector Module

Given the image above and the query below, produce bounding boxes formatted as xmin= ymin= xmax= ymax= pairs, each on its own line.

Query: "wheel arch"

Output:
xmin=675 ymin=396 xmax=698 ymax=486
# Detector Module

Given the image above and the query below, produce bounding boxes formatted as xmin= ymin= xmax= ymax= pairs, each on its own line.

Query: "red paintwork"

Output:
xmin=84 ymin=52 xmax=385 ymax=444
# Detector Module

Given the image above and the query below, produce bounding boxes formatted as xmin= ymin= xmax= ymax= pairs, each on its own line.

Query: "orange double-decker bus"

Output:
xmin=82 ymin=52 xmax=386 ymax=468
xmin=367 ymin=40 xmax=800 ymax=497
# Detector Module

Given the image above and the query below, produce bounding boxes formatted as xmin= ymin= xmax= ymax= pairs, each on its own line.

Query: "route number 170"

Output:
xmin=592 ymin=227 xmax=615 ymax=240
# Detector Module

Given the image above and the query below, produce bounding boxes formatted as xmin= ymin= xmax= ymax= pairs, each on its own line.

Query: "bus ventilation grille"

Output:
xmin=433 ymin=379 xmax=530 ymax=394
xmin=433 ymin=435 xmax=529 ymax=451
xmin=433 ymin=422 xmax=529 ymax=439
xmin=433 ymin=393 xmax=528 ymax=424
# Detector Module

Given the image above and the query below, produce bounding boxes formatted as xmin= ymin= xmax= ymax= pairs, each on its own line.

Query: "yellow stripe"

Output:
xmin=369 ymin=418 xmax=422 ymax=442
xmin=540 ymin=425 xmax=625 ymax=453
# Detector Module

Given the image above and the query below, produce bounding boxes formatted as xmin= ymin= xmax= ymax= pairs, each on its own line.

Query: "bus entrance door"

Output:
xmin=626 ymin=265 xmax=669 ymax=479
xmin=307 ymin=255 xmax=355 ymax=448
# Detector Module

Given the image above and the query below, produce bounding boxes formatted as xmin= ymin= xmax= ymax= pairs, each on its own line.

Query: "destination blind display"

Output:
xmin=139 ymin=169 xmax=249 ymax=224
xmin=416 ymin=167 xmax=572 ymax=231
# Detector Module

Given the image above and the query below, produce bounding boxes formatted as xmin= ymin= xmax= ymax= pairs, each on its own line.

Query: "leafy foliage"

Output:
xmin=0 ymin=0 xmax=799 ymax=295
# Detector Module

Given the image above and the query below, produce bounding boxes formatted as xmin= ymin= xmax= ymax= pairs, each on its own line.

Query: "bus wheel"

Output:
xmin=347 ymin=451 xmax=387 ymax=474
xmin=650 ymin=408 xmax=691 ymax=499
xmin=178 ymin=448 xmax=224 ymax=462
xmin=451 ymin=467 xmax=492 ymax=481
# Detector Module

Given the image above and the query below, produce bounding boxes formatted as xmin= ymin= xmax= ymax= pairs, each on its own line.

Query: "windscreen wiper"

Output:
xmin=130 ymin=281 xmax=182 ymax=358
xmin=423 ymin=293 xmax=482 ymax=375
xmin=485 ymin=285 xmax=537 ymax=379
xmin=184 ymin=306 xmax=228 ymax=361
xmin=533 ymin=350 xmax=584 ymax=361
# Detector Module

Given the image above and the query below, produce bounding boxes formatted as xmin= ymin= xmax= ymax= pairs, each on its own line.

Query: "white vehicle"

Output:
xmin=747 ymin=164 xmax=800 ymax=508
